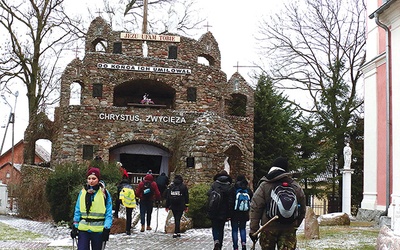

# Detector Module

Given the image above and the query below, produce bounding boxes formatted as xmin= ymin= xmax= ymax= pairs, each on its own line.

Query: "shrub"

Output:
xmin=186 ymin=183 xmax=211 ymax=228
xmin=46 ymin=162 xmax=120 ymax=223
xmin=16 ymin=165 xmax=52 ymax=220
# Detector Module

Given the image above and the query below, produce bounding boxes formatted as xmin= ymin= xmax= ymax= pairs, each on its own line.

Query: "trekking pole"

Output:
xmin=101 ymin=241 xmax=107 ymax=250
xmin=250 ymin=215 xmax=279 ymax=250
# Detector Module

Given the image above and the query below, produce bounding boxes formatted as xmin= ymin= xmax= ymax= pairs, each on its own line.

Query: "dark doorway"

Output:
xmin=120 ymin=153 xmax=162 ymax=174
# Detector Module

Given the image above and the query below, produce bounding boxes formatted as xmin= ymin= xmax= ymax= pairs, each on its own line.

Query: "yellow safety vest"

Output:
xmin=78 ymin=189 xmax=106 ymax=232
xmin=119 ymin=187 xmax=136 ymax=208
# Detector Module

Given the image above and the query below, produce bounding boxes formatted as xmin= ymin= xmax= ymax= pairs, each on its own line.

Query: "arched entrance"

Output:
xmin=109 ymin=143 xmax=170 ymax=183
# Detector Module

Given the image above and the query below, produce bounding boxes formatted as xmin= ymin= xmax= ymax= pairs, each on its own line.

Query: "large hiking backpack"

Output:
xmin=234 ymin=188 xmax=250 ymax=212
xmin=266 ymin=181 xmax=299 ymax=224
xmin=142 ymin=181 xmax=153 ymax=198
xmin=169 ymin=184 xmax=184 ymax=206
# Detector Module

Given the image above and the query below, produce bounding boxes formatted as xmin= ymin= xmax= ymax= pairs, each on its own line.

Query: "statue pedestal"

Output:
xmin=340 ymin=168 xmax=354 ymax=215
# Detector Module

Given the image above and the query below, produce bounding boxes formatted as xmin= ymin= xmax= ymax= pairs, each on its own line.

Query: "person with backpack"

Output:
xmin=118 ymin=178 xmax=136 ymax=235
xmin=156 ymin=172 xmax=169 ymax=200
xmin=230 ymin=175 xmax=253 ymax=250
xmin=207 ymin=170 xmax=234 ymax=250
xmin=135 ymin=173 xmax=161 ymax=232
xmin=70 ymin=167 xmax=113 ymax=250
xmin=165 ymin=175 xmax=189 ymax=238
xmin=114 ymin=162 xmax=129 ymax=218
xmin=249 ymin=157 xmax=306 ymax=250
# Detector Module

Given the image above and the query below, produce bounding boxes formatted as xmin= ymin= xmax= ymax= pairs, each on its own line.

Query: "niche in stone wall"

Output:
xmin=227 ymin=93 xmax=247 ymax=116
xmin=69 ymin=82 xmax=82 ymax=105
xmin=224 ymin=145 xmax=244 ymax=178
xmin=113 ymin=79 xmax=176 ymax=108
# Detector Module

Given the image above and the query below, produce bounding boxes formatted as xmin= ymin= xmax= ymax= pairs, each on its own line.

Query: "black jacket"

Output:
xmin=165 ymin=176 xmax=189 ymax=211
xmin=207 ymin=173 xmax=234 ymax=220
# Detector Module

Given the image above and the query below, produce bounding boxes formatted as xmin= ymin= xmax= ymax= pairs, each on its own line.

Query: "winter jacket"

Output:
xmin=156 ymin=173 xmax=169 ymax=197
xmin=135 ymin=174 xmax=161 ymax=201
xmin=249 ymin=168 xmax=306 ymax=234
xmin=165 ymin=176 xmax=189 ymax=211
xmin=231 ymin=179 xmax=253 ymax=222
xmin=207 ymin=172 xmax=234 ymax=220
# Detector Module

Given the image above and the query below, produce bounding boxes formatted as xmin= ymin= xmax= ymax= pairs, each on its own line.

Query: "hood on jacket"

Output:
xmin=213 ymin=170 xmax=232 ymax=183
xmin=173 ymin=175 xmax=183 ymax=185
xmin=144 ymin=174 xmax=154 ymax=182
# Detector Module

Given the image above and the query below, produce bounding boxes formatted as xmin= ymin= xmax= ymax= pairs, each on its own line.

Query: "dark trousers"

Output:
xmin=139 ymin=199 xmax=153 ymax=226
xmin=211 ymin=219 xmax=226 ymax=246
xmin=77 ymin=231 xmax=103 ymax=250
xmin=126 ymin=207 xmax=133 ymax=232
xmin=172 ymin=209 xmax=184 ymax=233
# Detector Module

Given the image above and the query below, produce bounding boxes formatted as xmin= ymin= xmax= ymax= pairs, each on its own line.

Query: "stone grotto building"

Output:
xmin=51 ymin=16 xmax=254 ymax=186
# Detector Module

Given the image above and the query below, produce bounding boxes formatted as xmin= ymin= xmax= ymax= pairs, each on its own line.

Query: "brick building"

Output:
xmin=51 ymin=17 xmax=254 ymax=186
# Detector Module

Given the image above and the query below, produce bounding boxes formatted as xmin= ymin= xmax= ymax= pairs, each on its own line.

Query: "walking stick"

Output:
xmin=250 ymin=215 xmax=279 ymax=250
xmin=155 ymin=203 xmax=159 ymax=232
xmin=101 ymin=241 xmax=107 ymax=250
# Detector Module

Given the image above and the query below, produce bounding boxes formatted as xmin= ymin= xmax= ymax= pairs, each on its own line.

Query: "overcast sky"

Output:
xmin=0 ymin=0 xmax=285 ymax=154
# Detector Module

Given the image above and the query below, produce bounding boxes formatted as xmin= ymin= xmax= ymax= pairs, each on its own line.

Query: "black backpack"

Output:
xmin=142 ymin=181 xmax=153 ymax=198
xmin=266 ymin=180 xmax=299 ymax=224
xmin=208 ymin=188 xmax=222 ymax=212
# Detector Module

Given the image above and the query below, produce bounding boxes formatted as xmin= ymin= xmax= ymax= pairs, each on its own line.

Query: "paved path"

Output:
xmin=0 ymin=215 xmax=261 ymax=250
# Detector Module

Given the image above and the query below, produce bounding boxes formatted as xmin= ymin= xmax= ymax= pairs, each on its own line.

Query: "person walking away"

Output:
xmin=118 ymin=178 xmax=136 ymax=235
xmin=71 ymin=167 xmax=113 ymax=250
xmin=249 ymin=157 xmax=306 ymax=250
xmin=165 ymin=175 xmax=189 ymax=238
xmin=156 ymin=172 xmax=169 ymax=199
xmin=135 ymin=173 xmax=161 ymax=232
xmin=231 ymin=175 xmax=253 ymax=250
xmin=207 ymin=170 xmax=234 ymax=250
xmin=114 ymin=162 xmax=129 ymax=218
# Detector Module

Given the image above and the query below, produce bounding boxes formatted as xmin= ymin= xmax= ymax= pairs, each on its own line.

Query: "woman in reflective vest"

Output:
xmin=71 ymin=167 xmax=113 ymax=250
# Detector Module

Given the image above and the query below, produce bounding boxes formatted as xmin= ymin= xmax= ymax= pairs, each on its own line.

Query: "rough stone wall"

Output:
xmin=52 ymin=17 xmax=254 ymax=186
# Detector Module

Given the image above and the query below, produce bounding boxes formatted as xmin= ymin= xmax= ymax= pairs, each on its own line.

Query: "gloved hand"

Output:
xmin=249 ymin=232 xmax=258 ymax=243
xmin=102 ymin=228 xmax=110 ymax=241
xmin=70 ymin=226 xmax=78 ymax=239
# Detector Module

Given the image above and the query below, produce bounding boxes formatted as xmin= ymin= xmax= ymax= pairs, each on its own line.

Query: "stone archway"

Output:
xmin=224 ymin=145 xmax=244 ymax=179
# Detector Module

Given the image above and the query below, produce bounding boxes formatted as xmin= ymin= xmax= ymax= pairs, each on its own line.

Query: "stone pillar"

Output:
xmin=341 ymin=168 xmax=354 ymax=215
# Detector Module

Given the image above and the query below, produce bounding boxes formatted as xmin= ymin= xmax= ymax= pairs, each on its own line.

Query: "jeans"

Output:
xmin=139 ymin=199 xmax=153 ymax=226
xmin=211 ymin=219 xmax=226 ymax=246
xmin=231 ymin=218 xmax=247 ymax=249
xmin=126 ymin=207 xmax=133 ymax=231
xmin=77 ymin=231 xmax=103 ymax=250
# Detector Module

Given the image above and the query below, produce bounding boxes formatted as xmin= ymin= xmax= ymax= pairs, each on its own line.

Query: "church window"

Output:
xmin=228 ymin=93 xmax=247 ymax=116
xmin=69 ymin=82 xmax=81 ymax=105
xmin=83 ymin=145 xmax=94 ymax=160
xmin=168 ymin=45 xmax=177 ymax=59
xmin=187 ymin=87 xmax=197 ymax=102
xmin=113 ymin=42 xmax=122 ymax=54
xmin=93 ymin=84 xmax=103 ymax=97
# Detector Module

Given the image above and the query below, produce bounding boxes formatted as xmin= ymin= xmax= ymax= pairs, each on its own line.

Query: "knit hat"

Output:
xmin=272 ymin=157 xmax=288 ymax=171
xmin=87 ymin=167 xmax=100 ymax=179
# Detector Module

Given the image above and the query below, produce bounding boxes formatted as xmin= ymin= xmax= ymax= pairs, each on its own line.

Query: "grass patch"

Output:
xmin=297 ymin=224 xmax=379 ymax=249
xmin=0 ymin=222 xmax=43 ymax=240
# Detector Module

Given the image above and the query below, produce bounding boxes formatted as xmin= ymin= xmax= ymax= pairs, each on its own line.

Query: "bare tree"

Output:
xmin=0 ymin=0 xmax=81 ymax=163
xmin=257 ymin=0 xmax=366 ymax=198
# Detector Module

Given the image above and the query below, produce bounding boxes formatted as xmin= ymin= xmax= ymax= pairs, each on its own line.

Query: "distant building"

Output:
xmin=0 ymin=140 xmax=50 ymax=187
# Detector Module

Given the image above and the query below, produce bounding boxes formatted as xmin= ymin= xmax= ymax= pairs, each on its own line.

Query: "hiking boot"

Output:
xmin=126 ymin=231 xmax=131 ymax=235
xmin=173 ymin=233 xmax=178 ymax=238
xmin=140 ymin=225 xmax=145 ymax=232
xmin=242 ymin=242 xmax=246 ymax=250
xmin=146 ymin=226 xmax=152 ymax=230
xmin=213 ymin=241 xmax=221 ymax=250
xmin=177 ymin=233 xmax=181 ymax=237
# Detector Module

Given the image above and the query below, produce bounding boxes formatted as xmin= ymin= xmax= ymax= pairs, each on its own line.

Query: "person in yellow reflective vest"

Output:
xmin=71 ymin=167 xmax=113 ymax=250
xmin=118 ymin=178 xmax=136 ymax=235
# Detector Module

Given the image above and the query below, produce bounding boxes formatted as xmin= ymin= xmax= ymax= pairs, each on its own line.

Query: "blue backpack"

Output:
xmin=234 ymin=188 xmax=250 ymax=211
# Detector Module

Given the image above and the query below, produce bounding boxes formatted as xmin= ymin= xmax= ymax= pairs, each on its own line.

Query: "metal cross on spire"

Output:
xmin=204 ymin=21 xmax=212 ymax=32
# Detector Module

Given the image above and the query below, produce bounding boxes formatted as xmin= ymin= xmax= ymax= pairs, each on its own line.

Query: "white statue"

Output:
xmin=343 ymin=143 xmax=352 ymax=169
xmin=142 ymin=41 xmax=148 ymax=57
xmin=224 ymin=156 xmax=230 ymax=174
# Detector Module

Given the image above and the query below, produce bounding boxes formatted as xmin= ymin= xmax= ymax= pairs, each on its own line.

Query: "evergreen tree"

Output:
xmin=253 ymin=75 xmax=300 ymax=186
